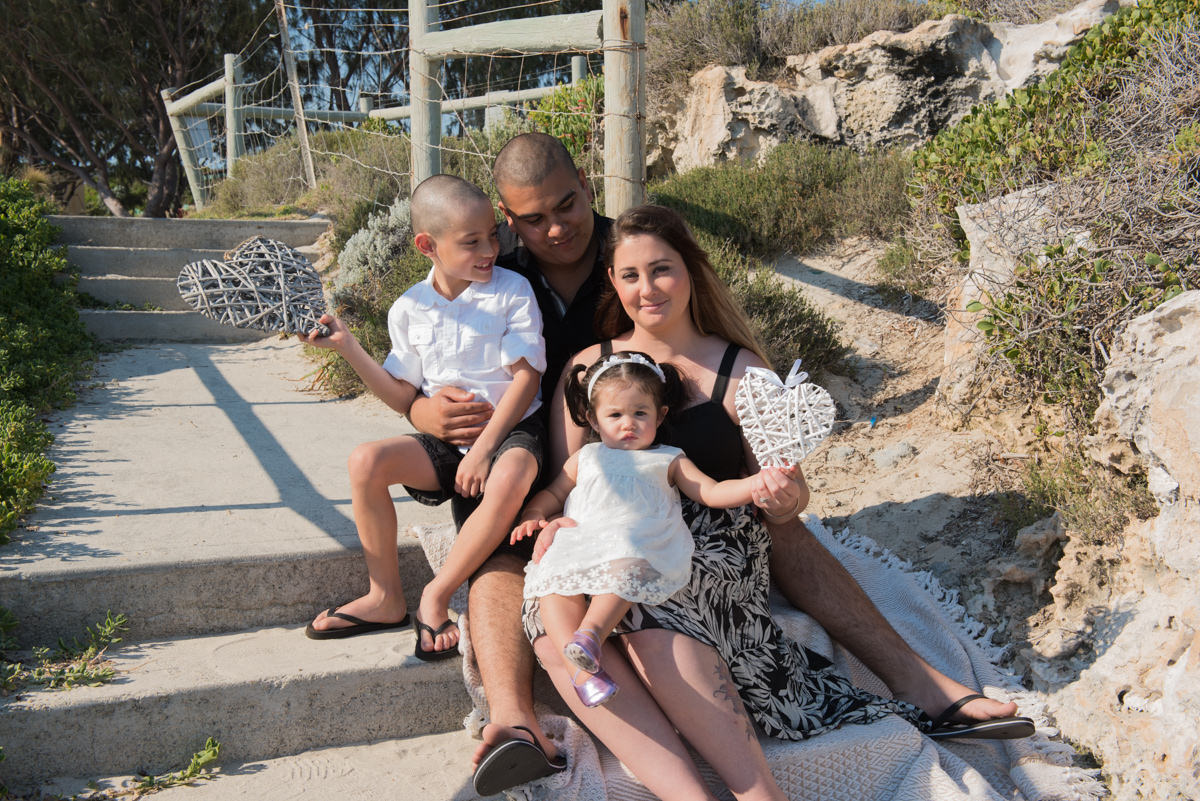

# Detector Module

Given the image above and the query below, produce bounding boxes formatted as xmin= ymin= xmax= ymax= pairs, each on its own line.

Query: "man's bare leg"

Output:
xmin=468 ymin=553 xmax=560 ymax=763
xmin=766 ymin=517 xmax=1017 ymax=722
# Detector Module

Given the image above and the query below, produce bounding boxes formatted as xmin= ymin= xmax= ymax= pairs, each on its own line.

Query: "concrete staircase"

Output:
xmin=52 ymin=215 xmax=329 ymax=343
xmin=0 ymin=333 xmax=495 ymax=796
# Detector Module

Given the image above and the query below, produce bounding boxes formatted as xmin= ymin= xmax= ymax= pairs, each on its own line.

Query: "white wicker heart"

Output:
xmin=176 ymin=236 xmax=329 ymax=336
xmin=734 ymin=360 xmax=836 ymax=467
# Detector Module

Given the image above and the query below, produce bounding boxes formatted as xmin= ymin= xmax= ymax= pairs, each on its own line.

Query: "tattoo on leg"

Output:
xmin=712 ymin=661 xmax=756 ymax=744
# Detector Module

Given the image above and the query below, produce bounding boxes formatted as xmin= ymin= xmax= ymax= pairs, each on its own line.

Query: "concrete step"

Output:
xmin=0 ymin=624 xmax=472 ymax=788
xmin=51 ymin=215 xmax=331 ymax=250
xmin=79 ymin=309 xmax=275 ymax=342
xmin=1 ymin=340 xmax=452 ymax=645
xmin=78 ymin=275 xmax=190 ymax=310
xmin=66 ymin=244 xmax=322 ymax=279
xmin=30 ymin=732 xmax=483 ymax=801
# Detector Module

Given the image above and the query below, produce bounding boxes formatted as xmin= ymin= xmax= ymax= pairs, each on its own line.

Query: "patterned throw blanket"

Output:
xmin=417 ymin=516 xmax=1104 ymax=801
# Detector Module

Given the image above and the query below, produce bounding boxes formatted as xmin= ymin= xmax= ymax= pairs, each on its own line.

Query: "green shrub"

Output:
xmin=696 ymin=230 xmax=846 ymax=376
xmin=651 ymin=141 xmax=911 ymax=258
xmin=1019 ymin=455 xmax=1157 ymax=546
xmin=889 ymin=0 xmax=1200 ymax=437
xmin=906 ymin=0 xmax=1200 ymax=284
xmin=0 ymin=179 xmax=94 ymax=542
xmin=527 ymin=75 xmax=604 ymax=165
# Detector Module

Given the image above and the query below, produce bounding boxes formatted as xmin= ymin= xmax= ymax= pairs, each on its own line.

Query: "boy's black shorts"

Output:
xmin=402 ymin=414 xmax=544 ymax=562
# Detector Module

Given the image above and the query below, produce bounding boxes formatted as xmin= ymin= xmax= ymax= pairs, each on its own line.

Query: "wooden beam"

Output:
xmin=409 ymin=0 xmax=442 ymax=189
xmin=162 ymin=89 xmax=209 ymax=209
xmin=163 ymin=77 xmax=225 ymax=117
xmin=603 ymin=0 xmax=645 ymax=216
xmin=419 ymin=11 xmax=602 ymax=57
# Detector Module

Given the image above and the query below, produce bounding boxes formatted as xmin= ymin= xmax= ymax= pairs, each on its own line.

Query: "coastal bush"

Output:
xmin=899 ymin=0 xmax=1199 ymax=427
xmin=651 ymin=141 xmax=912 ymax=259
xmin=0 ymin=179 xmax=94 ymax=541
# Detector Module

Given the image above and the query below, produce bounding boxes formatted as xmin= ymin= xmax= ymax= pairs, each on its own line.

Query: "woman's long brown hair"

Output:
xmin=595 ymin=205 xmax=771 ymax=368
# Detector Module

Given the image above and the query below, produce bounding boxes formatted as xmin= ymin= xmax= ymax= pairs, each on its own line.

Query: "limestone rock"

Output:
xmin=1090 ymin=290 xmax=1200 ymax=506
xmin=647 ymin=0 xmax=1131 ymax=173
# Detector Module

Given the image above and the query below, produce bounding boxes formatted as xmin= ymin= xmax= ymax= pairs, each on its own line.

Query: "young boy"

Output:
xmin=301 ymin=174 xmax=545 ymax=660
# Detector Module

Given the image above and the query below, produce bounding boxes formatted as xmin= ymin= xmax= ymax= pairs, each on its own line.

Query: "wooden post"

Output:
xmin=275 ymin=0 xmax=317 ymax=191
xmin=224 ymin=53 xmax=246 ymax=177
xmin=603 ymin=0 xmax=645 ymax=216
xmin=572 ymin=54 xmax=586 ymax=84
xmin=162 ymin=88 xmax=209 ymax=209
xmin=408 ymin=0 xmax=442 ymax=191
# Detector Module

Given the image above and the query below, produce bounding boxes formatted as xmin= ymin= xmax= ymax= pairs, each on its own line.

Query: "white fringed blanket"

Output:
xmin=416 ymin=516 xmax=1104 ymax=801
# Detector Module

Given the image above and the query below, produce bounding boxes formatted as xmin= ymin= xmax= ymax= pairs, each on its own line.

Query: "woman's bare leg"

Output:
xmin=532 ymin=633 xmax=719 ymax=801
xmin=309 ymin=436 xmax=439 ymax=633
xmin=623 ymin=630 xmax=786 ymax=801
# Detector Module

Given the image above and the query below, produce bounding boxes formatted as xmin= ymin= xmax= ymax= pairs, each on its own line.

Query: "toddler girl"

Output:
xmin=511 ymin=351 xmax=774 ymax=706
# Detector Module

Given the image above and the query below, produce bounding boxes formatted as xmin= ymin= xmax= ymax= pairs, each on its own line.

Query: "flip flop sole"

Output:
xmin=304 ymin=610 xmax=410 ymax=640
xmin=928 ymin=716 xmax=1035 ymax=740
xmin=473 ymin=739 xmax=565 ymax=796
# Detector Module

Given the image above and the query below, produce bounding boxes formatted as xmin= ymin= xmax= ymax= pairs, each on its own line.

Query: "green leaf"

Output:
xmin=965 ymin=300 xmax=985 ymax=313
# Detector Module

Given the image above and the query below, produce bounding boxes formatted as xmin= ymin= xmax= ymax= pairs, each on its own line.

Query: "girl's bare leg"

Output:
xmin=577 ymin=593 xmax=633 ymax=642
xmin=531 ymin=632 xmax=720 ymax=801
xmin=309 ymin=436 xmax=439 ymax=633
xmin=623 ymin=629 xmax=787 ymax=801
xmin=417 ymin=448 xmax=538 ymax=652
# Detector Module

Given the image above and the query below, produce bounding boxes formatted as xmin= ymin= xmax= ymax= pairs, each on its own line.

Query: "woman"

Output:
xmin=522 ymin=205 xmax=921 ymax=800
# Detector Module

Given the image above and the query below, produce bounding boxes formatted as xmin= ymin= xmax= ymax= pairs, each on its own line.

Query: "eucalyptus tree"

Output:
xmin=0 ymin=0 xmax=271 ymax=216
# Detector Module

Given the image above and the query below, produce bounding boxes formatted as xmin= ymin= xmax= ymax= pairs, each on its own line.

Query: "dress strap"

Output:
xmin=710 ymin=343 xmax=742 ymax=403
xmin=601 ymin=340 xmax=613 ymax=357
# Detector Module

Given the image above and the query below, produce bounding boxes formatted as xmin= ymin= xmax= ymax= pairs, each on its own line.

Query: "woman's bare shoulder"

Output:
xmin=570 ymin=342 xmax=604 ymax=369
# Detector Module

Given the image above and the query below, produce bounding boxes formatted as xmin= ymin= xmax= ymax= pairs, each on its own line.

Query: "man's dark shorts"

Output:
xmin=402 ymin=414 xmax=543 ymax=562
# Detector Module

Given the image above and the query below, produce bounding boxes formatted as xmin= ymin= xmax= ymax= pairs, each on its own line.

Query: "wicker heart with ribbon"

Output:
xmin=177 ymin=236 xmax=329 ymax=336
xmin=734 ymin=359 xmax=835 ymax=467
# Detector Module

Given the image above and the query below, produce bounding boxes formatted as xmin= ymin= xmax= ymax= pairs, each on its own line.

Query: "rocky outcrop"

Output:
xmin=649 ymin=0 xmax=1132 ymax=175
xmin=1024 ymin=292 xmax=1200 ymax=801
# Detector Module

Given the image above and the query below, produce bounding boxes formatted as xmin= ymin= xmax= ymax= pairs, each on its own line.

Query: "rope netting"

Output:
xmin=165 ymin=0 xmax=634 ymax=212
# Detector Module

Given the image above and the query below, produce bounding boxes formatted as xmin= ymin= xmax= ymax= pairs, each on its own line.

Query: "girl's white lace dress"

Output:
xmin=523 ymin=442 xmax=694 ymax=604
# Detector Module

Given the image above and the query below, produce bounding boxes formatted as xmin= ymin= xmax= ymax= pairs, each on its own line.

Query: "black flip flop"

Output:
xmin=926 ymin=693 xmax=1036 ymax=740
xmin=304 ymin=607 xmax=410 ymax=640
xmin=412 ymin=615 xmax=460 ymax=661
xmin=473 ymin=725 xmax=567 ymax=796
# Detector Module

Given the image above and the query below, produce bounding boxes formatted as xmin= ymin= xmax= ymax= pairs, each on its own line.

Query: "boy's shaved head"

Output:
xmin=493 ymin=132 xmax=579 ymax=201
xmin=410 ymin=174 xmax=491 ymax=236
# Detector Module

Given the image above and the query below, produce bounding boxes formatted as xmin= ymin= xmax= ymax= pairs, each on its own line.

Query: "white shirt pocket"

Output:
xmin=460 ymin=317 xmax=504 ymax=368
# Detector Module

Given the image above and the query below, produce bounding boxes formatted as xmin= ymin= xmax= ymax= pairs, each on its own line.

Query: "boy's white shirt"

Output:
xmin=382 ymin=265 xmax=546 ymax=448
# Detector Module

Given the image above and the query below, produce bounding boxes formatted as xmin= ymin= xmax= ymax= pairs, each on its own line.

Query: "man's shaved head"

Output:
xmin=410 ymin=174 xmax=491 ymax=236
xmin=492 ymin=132 xmax=579 ymax=201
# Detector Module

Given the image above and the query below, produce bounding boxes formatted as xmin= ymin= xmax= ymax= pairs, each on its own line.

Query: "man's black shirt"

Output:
xmin=497 ymin=212 xmax=613 ymax=414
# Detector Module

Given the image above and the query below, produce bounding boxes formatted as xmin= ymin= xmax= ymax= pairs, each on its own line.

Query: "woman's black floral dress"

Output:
xmin=619 ymin=498 xmax=922 ymax=739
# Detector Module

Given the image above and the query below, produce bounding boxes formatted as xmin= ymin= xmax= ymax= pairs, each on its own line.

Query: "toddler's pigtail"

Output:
xmin=658 ymin=362 xmax=685 ymax=417
xmin=564 ymin=362 xmax=592 ymax=428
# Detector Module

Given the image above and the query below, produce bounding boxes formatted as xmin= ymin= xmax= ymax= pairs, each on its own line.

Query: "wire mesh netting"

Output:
xmin=164 ymin=1 xmax=635 ymax=213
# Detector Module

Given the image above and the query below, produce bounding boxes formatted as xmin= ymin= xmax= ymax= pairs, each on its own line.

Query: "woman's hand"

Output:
xmin=751 ymin=465 xmax=808 ymax=522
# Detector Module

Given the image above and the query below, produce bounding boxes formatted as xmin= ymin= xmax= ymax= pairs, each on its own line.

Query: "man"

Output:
xmin=408 ymin=133 xmax=1020 ymax=794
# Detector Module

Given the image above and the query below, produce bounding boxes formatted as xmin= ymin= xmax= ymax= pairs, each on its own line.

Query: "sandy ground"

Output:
xmin=772 ymin=240 xmax=1029 ymax=622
